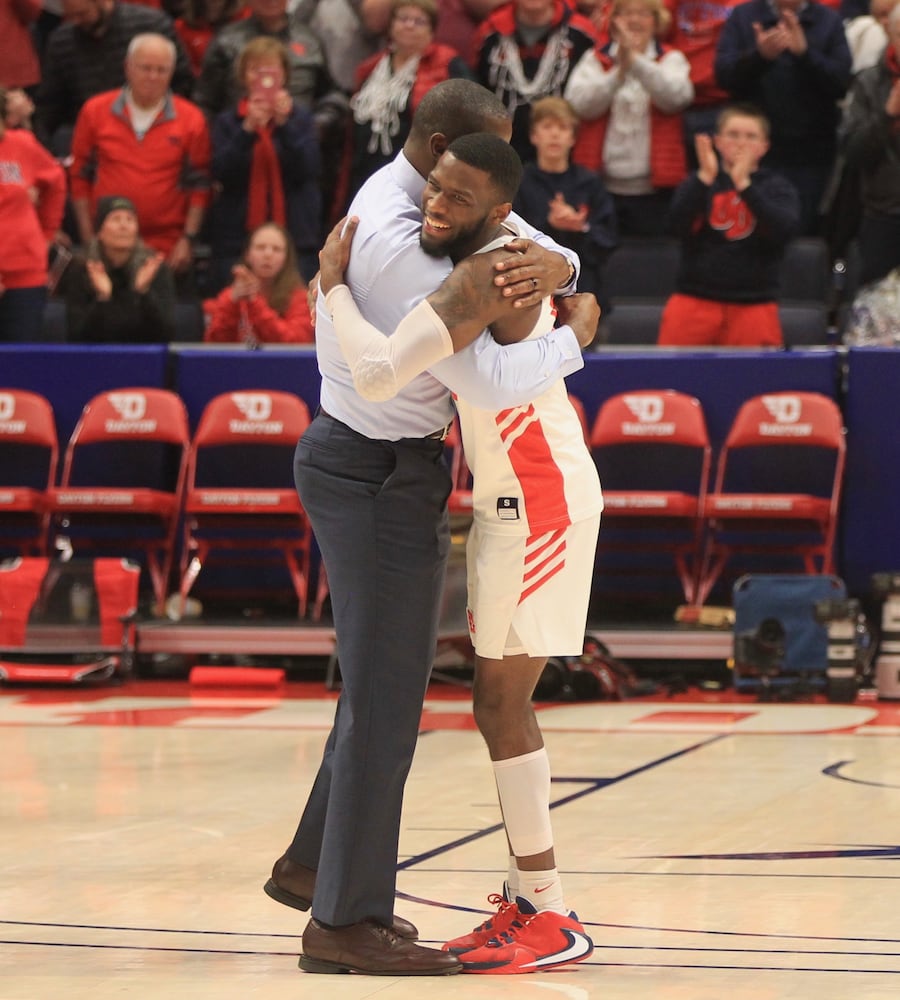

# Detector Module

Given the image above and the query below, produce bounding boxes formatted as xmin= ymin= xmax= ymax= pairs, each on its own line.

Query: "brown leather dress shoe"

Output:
xmin=298 ymin=917 xmax=461 ymax=976
xmin=263 ymin=854 xmax=420 ymax=941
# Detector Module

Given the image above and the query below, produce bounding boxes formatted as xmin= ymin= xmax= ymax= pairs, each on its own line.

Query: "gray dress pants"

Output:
xmin=286 ymin=410 xmax=451 ymax=927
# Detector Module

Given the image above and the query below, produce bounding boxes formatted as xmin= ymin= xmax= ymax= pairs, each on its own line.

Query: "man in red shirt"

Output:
xmin=70 ymin=32 xmax=210 ymax=275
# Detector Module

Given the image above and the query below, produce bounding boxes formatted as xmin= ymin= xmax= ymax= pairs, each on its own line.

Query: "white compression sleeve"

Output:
xmin=492 ymin=747 xmax=555 ymax=858
xmin=324 ymin=285 xmax=454 ymax=402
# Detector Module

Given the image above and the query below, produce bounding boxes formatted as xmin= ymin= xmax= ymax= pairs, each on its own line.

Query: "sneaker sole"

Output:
xmin=462 ymin=935 xmax=594 ymax=975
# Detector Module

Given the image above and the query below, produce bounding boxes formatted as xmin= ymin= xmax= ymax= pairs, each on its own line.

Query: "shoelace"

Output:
xmin=369 ymin=921 xmax=402 ymax=946
xmin=485 ymin=913 xmax=534 ymax=948
xmin=472 ymin=893 xmax=515 ymax=933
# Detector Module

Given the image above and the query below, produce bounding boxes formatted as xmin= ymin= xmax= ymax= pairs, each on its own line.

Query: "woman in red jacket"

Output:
xmin=0 ymin=86 xmax=66 ymax=342
xmin=204 ymin=222 xmax=313 ymax=345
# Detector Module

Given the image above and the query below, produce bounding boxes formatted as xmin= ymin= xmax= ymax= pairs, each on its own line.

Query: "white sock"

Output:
xmin=505 ymin=857 xmax=518 ymax=900
xmin=517 ymin=866 xmax=567 ymax=915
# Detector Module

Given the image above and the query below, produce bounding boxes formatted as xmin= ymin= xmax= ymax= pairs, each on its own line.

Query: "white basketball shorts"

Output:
xmin=465 ymin=515 xmax=601 ymax=660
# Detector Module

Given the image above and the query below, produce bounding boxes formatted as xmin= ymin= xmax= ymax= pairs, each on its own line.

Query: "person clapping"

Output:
xmin=59 ymin=195 xmax=176 ymax=343
xmin=566 ymin=0 xmax=693 ymax=236
xmin=203 ymin=221 xmax=313 ymax=345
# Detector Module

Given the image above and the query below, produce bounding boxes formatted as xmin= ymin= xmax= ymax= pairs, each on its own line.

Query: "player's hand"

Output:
xmin=556 ymin=292 xmax=601 ymax=349
xmin=318 ymin=215 xmax=358 ymax=295
xmin=494 ymin=239 xmax=571 ymax=309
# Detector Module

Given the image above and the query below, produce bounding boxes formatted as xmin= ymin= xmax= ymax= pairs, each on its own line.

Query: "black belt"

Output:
xmin=319 ymin=407 xmax=451 ymax=442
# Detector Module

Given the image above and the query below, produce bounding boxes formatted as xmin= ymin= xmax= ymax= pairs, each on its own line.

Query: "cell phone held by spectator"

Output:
xmin=249 ymin=69 xmax=279 ymax=112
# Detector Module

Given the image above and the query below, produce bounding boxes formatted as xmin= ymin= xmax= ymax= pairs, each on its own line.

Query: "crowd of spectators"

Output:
xmin=1 ymin=0 xmax=897 ymax=347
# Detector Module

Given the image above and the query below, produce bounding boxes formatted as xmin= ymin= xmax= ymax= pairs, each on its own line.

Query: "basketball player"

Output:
xmin=319 ymin=132 xmax=602 ymax=975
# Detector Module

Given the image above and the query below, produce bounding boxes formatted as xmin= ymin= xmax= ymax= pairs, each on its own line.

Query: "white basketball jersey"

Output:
xmin=454 ymin=228 xmax=604 ymax=537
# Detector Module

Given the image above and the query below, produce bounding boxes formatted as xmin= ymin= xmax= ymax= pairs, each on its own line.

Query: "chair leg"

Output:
xmin=312 ymin=563 xmax=329 ymax=622
xmin=179 ymin=553 xmax=203 ymax=617
xmin=283 ymin=549 xmax=309 ymax=618
xmin=695 ymin=548 xmax=727 ymax=608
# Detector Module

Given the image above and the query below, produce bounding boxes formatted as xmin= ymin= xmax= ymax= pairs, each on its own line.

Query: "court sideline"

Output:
xmin=3 ymin=680 xmax=900 ymax=999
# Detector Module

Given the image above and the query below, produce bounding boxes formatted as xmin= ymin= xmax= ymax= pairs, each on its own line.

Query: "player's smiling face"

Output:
xmin=420 ymin=153 xmax=506 ymax=262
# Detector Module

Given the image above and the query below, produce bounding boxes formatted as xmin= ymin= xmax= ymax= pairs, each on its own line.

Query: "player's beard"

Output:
xmin=419 ymin=214 xmax=491 ymax=263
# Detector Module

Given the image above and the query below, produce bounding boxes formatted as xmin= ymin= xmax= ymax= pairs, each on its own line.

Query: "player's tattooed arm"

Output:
xmin=426 ymin=255 xmax=504 ymax=350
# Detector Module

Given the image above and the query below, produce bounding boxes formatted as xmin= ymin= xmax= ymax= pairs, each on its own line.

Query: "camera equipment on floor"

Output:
xmin=813 ymin=596 xmax=874 ymax=702
xmin=873 ymin=572 xmax=900 ymax=699
xmin=731 ymin=574 xmax=870 ymax=702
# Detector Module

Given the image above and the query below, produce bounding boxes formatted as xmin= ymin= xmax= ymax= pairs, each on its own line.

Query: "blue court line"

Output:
xmin=0 ymin=918 xmax=298 ymax=939
xmin=643 ymin=844 xmax=900 ymax=861
xmin=0 ymin=938 xmax=296 ymax=956
xmin=598 ymin=944 xmax=900 ymax=957
xmin=823 ymin=760 xmax=900 ymax=789
xmin=598 ymin=962 xmax=900 ymax=974
xmin=6 ymin=913 xmax=900 ymax=951
xmin=397 ymin=732 xmax=728 ymax=871
xmin=4 ymin=937 xmax=900 ymax=973
xmin=592 ymin=869 xmax=900 ymax=879
xmin=593 ymin=921 xmax=900 ymax=944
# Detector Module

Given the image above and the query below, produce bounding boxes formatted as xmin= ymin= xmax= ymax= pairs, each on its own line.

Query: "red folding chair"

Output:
xmin=178 ymin=390 xmax=313 ymax=616
xmin=695 ymin=391 xmax=846 ymax=606
xmin=0 ymin=389 xmax=58 ymax=557
xmin=590 ymin=389 xmax=711 ymax=605
xmin=48 ymin=388 xmax=190 ymax=610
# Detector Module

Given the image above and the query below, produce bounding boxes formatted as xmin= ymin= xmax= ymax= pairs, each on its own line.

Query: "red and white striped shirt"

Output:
xmin=455 ymin=231 xmax=603 ymax=536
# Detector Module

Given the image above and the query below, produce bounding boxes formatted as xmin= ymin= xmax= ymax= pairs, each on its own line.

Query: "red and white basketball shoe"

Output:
xmin=442 ymin=891 xmax=524 ymax=956
xmin=458 ymin=905 xmax=593 ymax=975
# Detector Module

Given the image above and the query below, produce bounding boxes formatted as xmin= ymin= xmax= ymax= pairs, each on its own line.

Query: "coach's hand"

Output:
xmin=493 ymin=239 xmax=572 ymax=308
xmin=318 ymin=215 xmax=359 ymax=295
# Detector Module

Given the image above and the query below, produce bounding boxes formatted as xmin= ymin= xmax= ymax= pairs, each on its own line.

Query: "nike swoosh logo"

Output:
xmin=524 ymin=930 xmax=594 ymax=969
xmin=534 ymin=884 xmax=554 ymax=892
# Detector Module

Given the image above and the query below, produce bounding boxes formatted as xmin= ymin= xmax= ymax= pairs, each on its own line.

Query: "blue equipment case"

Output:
xmin=731 ymin=574 xmax=846 ymax=695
